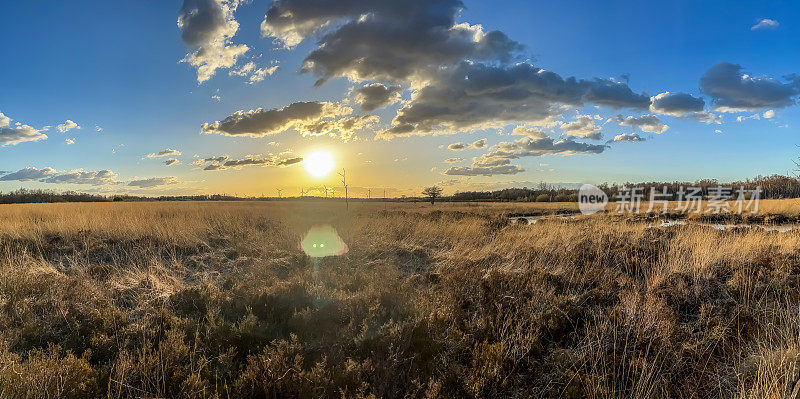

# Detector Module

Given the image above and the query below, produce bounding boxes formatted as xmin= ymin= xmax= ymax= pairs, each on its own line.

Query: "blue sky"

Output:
xmin=1 ymin=0 xmax=798 ymax=196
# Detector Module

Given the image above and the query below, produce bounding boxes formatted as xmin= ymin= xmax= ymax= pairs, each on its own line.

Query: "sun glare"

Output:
xmin=304 ymin=150 xmax=335 ymax=178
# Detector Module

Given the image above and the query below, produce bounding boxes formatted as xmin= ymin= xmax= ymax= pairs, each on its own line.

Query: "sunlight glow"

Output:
xmin=304 ymin=150 xmax=335 ymax=178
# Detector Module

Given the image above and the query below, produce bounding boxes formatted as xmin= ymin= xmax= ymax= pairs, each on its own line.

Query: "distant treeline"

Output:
xmin=1 ymin=174 xmax=799 ymax=204
xmin=451 ymin=174 xmax=800 ymax=202
xmin=0 ymin=189 xmax=258 ymax=204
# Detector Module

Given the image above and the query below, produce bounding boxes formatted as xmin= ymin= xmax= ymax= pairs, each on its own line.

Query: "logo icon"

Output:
xmin=578 ymin=184 xmax=608 ymax=215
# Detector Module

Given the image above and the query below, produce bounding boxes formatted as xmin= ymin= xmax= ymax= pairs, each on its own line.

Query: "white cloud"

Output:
xmin=0 ymin=111 xmax=48 ymax=146
xmin=560 ymin=115 xmax=603 ymax=140
xmin=65 ymin=138 xmax=75 ymax=145
xmin=56 ymin=120 xmax=80 ymax=133
xmin=0 ymin=167 xmax=58 ymax=181
xmin=751 ymin=18 xmax=779 ymax=31
xmin=611 ymin=114 xmax=668 ymax=134
xmin=145 ymin=148 xmax=182 ymax=158
xmin=230 ymin=61 xmax=279 ymax=84
xmin=763 ymin=109 xmax=775 ymax=119
xmin=43 ymin=170 xmax=118 ymax=185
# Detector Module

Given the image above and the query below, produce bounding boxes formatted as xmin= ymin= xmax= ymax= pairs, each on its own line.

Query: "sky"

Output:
xmin=1 ymin=0 xmax=799 ymax=197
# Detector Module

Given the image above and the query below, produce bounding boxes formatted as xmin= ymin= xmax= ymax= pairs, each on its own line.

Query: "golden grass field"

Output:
xmin=0 ymin=200 xmax=799 ymax=398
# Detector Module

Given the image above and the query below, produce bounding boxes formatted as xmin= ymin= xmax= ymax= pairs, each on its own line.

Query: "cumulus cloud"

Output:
xmin=700 ymin=62 xmax=800 ymax=112
xmin=56 ymin=120 xmax=80 ymax=133
xmin=178 ymin=0 xmax=248 ymax=83
xmin=65 ymin=138 xmax=75 ymax=145
xmin=380 ymin=62 xmax=651 ymax=138
xmin=0 ymin=167 xmax=118 ymax=185
xmin=229 ymin=61 xmax=279 ymax=84
xmin=146 ymin=148 xmax=182 ymax=158
xmin=649 ymin=92 xmax=705 ymax=116
xmin=512 ymin=125 xmax=549 ymax=139
xmin=560 ymin=115 xmax=602 ymax=139
xmin=447 ymin=142 xmax=465 ymax=150
xmin=0 ymin=167 xmax=58 ymax=181
xmin=611 ymin=114 xmax=668 ymax=133
xmin=355 ymin=83 xmax=402 ymax=112
xmin=201 ymin=101 xmax=373 ymax=140
xmin=763 ymin=109 xmax=775 ymax=119
xmin=471 ymin=138 xmax=487 ymax=148
xmin=128 ymin=177 xmax=179 ymax=188
xmin=165 ymin=159 xmax=180 ymax=166
xmin=0 ymin=112 xmax=48 ymax=146
xmin=444 ymin=159 xmax=524 ymax=176
xmin=43 ymin=170 xmax=118 ymax=186
xmin=261 ymin=0 xmax=522 ymax=84
xmin=486 ymin=136 xmax=607 ymax=159
xmin=193 ymin=154 xmax=302 ymax=170
xmin=751 ymin=18 xmax=779 ymax=31
xmin=444 ymin=157 xmax=464 ymax=163
xmin=445 ymin=136 xmax=605 ymax=176
xmin=612 ymin=133 xmax=645 ymax=142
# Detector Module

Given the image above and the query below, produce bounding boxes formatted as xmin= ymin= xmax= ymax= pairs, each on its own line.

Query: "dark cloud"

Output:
xmin=471 ymin=138 xmax=487 ymax=148
xmin=700 ymin=62 xmax=800 ymax=112
xmin=487 ymin=137 xmax=607 ymax=159
xmin=649 ymin=92 xmax=705 ymax=117
xmin=380 ymin=62 xmax=651 ymax=138
xmin=195 ymin=154 xmax=302 ymax=170
xmin=444 ymin=157 xmax=464 ymax=163
xmin=201 ymin=101 xmax=372 ymax=140
xmin=612 ymin=133 xmax=645 ymax=142
xmin=165 ymin=159 xmax=180 ymax=166
xmin=277 ymin=156 xmax=303 ymax=166
xmin=448 ymin=142 xmax=465 ymax=150
xmin=611 ymin=114 xmax=668 ymax=133
xmin=128 ymin=177 xmax=179 ymax=188
xmin=355 ymin=83 xmax=402 ymax=112
xmin=178 ymin=0 xmax=248 ymax=83
xmin=444 ymin=160 xmax=524 ymax=176
xmin=262 ymin=0 xmax=522 ymax=84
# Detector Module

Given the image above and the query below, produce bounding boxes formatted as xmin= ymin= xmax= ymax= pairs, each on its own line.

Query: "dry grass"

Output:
xmin=0 ymin=200 xmax=798 ymax=398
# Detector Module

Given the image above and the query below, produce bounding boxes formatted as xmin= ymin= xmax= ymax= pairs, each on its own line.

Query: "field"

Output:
xmin=0 ymin=200 xmax=799 ymax=398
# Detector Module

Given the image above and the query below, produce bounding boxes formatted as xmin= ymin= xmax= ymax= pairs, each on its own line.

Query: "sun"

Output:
xmin=304 ymin=150 xmax=335 ymax=178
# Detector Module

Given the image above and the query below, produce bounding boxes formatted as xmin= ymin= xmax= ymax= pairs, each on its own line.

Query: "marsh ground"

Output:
xmin=0 ymin=200 xmax=798 ymax=398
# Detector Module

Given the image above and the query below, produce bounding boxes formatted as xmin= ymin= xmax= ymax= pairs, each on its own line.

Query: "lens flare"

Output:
xmin=299 ymin=224 xmax=348 ymax=258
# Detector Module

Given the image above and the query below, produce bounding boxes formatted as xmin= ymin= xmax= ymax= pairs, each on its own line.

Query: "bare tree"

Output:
xmin=422 ymin=186 xmax=443 ymax=205
xmin=339 ymin=169 xmax=349 ymax=209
